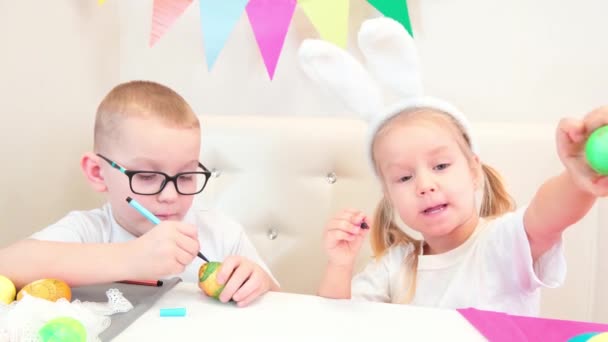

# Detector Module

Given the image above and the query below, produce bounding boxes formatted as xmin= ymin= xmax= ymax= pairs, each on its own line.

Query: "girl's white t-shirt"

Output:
xmin=30 ymin=203 xmax=275 ymax=283
xmin=351 ymin=208 xmax=566 ymax=316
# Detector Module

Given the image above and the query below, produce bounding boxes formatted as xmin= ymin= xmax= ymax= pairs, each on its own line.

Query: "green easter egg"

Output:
xmin=38 ymin=317 xmax=86 ymax=342
xmin=586 ymin=125 xmax=608 ymax=175
xmin=198 ymin=261 xmax=225 ymax=299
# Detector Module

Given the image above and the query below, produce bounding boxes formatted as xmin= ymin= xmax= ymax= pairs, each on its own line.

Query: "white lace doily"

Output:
xmin=0 ymin=288 xmax=133 ymax=342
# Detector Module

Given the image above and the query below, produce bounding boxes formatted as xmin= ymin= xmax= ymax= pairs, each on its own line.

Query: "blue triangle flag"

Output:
xmin=199 ymin=0 xmax=249 ymax=70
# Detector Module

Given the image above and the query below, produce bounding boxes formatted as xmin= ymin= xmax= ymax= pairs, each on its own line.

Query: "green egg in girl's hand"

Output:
xmin=198 ymin=262 xmax=225 ymax=299
xmin=585 ymin=125 xmax=608 ymax=175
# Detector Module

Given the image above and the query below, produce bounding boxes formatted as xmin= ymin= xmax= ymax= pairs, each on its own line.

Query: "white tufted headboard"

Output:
xmin=194 ymin=114 xmax=605 ymax=322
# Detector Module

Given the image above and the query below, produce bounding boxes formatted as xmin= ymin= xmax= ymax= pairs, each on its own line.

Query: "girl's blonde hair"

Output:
xmin=370 ymin=108 xmax=515 ymax=303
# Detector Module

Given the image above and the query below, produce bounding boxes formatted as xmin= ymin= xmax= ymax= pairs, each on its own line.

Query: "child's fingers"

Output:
xmin=327 ymin=219 xmax=361 ymax=235
xmin=232 ymin=271 xmax=261 ymax=302
xmin=591 ymin=176 xmax=608 ymax=197
xmin=568 ymin=161 xmax=607 ymax=195
xmin=558 ymin=118 xmax=585 ymax=145
xmin=175 ymin=233 xmax=200 ymax=258
xmin=326 ymin=230 xmax=357 ymax=244
xmin=354 ymin=213 xmax=367 ymax=226
xmin=219 ymin=263 xmax=253 ymax=303
xmin=333 ymin=211 xmax=366 ymax=229
xmin=236 ymin=287 xmax=265 ymax=307
xmin=583 ymin=106 xmax=608 ymax=134
xmin=339 ymin=208 xmax=362 ymax=216
xmin=556 ymin=119 xmax=587 ymax=162
xmin=335 ymin=208 xmax=367 ymax=222
xmin=176 ymin=223 xmax=198 ymax=239
xmin=173 ymin=247 xmax=192 ymax=268
xmin=216 ymin=256 xmax=240 ymax=284
xmin=350 ymin=229 xmax=369 ymax=249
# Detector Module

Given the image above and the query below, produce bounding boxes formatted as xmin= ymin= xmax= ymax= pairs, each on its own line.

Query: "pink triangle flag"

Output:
xmin=150 ymin=0 xmax=193 ymax=47
xmin=246 ymin=0 xmax=296 ymax=79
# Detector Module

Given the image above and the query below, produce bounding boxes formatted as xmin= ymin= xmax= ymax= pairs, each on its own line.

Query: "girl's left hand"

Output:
xmin=556 ymin=106 xmax=608 ymax=197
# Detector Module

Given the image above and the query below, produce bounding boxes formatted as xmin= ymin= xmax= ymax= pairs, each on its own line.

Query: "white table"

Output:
xmin=115 ymin=282 xmax=485 ymax=341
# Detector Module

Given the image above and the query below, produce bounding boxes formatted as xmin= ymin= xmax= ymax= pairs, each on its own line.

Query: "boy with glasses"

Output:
xmin=0 ymin=81 xmax=278 ymax=307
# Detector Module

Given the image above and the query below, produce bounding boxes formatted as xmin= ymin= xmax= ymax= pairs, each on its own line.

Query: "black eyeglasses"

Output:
xmin=97 ymin=154 xmax=211 ymax=195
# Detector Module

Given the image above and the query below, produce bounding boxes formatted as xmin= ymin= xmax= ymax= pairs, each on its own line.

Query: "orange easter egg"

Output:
xmin=17 ymin=279 xmax=71 ymax=302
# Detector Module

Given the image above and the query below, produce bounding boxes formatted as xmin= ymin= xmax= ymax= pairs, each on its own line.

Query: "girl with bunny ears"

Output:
xmin=299 ymin=17 xmax=608 ymax=315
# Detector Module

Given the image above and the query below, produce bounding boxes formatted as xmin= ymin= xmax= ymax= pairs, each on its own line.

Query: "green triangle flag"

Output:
xmin=367 ymin=0 xmax=413 ymax=36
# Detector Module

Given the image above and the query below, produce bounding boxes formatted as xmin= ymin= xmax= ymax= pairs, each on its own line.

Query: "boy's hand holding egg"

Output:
xmin=198 ymin=256 xmax=275 ymax=307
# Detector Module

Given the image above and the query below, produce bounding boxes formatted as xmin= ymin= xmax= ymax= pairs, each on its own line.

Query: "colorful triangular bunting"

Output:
xmin=149 ymin=0 xmax=193 ymax=47
xmin=246 ymin=0 xmax=297 ymax=79
xmin=367 ymin=0 xmax=413 ymax=36
xmin=298 ymin=0 xmax=350 ymax=47
xmin=199 ymin=0 xmax=249 ymax=70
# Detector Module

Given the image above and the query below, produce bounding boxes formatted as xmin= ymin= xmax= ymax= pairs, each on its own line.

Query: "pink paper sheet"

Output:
xmin=458 ymin=308 xmax=608 ymax=341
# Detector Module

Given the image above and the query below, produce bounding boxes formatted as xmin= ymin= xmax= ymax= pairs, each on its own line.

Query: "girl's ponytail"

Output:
xmin=371 ymin=196 xmax=421 ymax=303
xmin=480 ymin=163 xmax=515 ymax=217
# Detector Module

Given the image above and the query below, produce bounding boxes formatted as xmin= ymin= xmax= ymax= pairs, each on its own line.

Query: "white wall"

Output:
xmin=1 ymin=0 xmax=607 ymax=322
xmin=0 ymin=1 xmax=118 ymax=244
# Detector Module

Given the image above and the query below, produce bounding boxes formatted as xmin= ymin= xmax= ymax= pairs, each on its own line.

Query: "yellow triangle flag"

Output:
xmin=298 ymin=0 xmax=349 ymax=47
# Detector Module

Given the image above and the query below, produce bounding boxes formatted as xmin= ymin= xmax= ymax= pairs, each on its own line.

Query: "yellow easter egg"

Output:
xmin=17 ymin=279 xmax=71 ymax=302
xmin=198 ymin=262 xmax=225 ymax=299
xmin=0 ymin=275 xmax=16 ymax=304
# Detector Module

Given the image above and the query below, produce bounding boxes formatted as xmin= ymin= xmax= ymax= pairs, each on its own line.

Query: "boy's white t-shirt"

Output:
xmin=351 ymin=208 xmax=566 ymax=316
xmin=30 ymin=203 xmax=275 ymax=283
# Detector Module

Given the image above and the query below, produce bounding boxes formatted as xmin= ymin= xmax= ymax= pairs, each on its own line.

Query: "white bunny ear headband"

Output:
xmin=298 ymin=17 xmax=477 ymax=174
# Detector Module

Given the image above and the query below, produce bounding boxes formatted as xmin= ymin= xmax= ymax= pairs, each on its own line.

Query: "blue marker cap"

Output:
xmin=126 ymin=197 xmax=161 ymax=225
xmin=160 ymin=307 xmax=187 ymax=317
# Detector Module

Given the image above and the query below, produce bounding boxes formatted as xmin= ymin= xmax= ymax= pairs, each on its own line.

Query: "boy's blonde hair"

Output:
xmin=370 ymin=108 xmax=515 ymax=303
xmin=94 ymin=80 xmax=200 ymax=152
